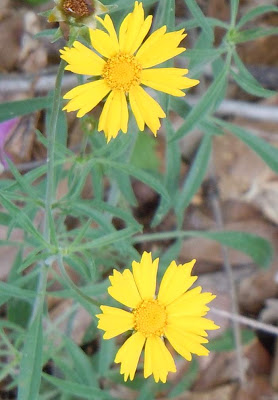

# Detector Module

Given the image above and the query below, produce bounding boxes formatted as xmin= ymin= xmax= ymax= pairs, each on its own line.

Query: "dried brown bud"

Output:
xmin=48 ymin=0 xmax=107 ymax=29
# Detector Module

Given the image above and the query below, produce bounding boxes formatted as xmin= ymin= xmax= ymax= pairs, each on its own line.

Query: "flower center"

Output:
xmin=102 ymin=53 xmax=142 ymax=92
xmin=133 ymin=299 xmax=167 ymax=337
xmin=62 ymin=0 xmax=94 ymax=18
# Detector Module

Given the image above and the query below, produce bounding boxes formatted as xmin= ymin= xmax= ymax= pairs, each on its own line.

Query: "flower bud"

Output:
xmin=48 ymin=0 xmax=107 ymax=29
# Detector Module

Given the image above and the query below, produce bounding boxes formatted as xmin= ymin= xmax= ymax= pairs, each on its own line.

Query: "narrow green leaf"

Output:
xmin=234 ymin=27 xmax=278 ymax=43
xmin=51 ymin=356 xmax=85 ymax=388
xmin=131 ymin=133 xmax=160 ymax=172
xmin=98 ymin=337 xmax=116 ymax=376
xmin=49 ymin=280 xmax=109 ymax=299
xmin=34 ymin=28 xmax=57 ymax=38
xmin=133 ymin=229 xmax=273 ymax=268
xmin=6 ymin=164 xmax=48 ymax=194
xmin=71 ymin=208 xmax=113 ymax=235
xmin=189 ymin=230 xmax=273 ymax=268
xmin=71 ymin=200 xmax=141 ymax=230
xmin=237 ymin=5 xmax=278 ymax=29
xmin=172 ymin=61 xmax=229 ymax=141
xmin=137 ymin=382 xmax=155 ymax=400
xmin=230 ymin=0 xmax=239 ymax=26
xmin=0 ymin=269 xmax=39 ymax=307
xmin=18 ymin=313 xmax=43 ymax=400
xmin=159 ymin=240 xmax=183 ymax=277
xmin=184 ymin=47 xmax=227 ymax=63
xmin=66 ymin=163 xmax=92 ymax=200
xmin=109 ymin=170 xmax=137 ymax=206
xmin=151 ymin=119 xmax=181 ymax=226
xmin=69 ymin=226 xmax=139 ymax=252
xmin=0 ymin=192 xmax=47 ymax=246
xmin=169 ymin=359 xmax=198 ymax=397
xmin=69 ymin=219 xmax=94 ymax=248
xmin=177 ymin=17 xmax=230 ymax=30
xmin=217 ymin=120 xmax=278 ymax=173
xmin=184 ymin=0 xmax=213 ymax=42
xmin=97 ymin=158 xmax=170 ymax=204
xmin=6 ymin=272 xmax=38 ymax=328
xmin=175 ymin=134 xmax=212 ymax=219
xmin=232 ymin=51 xmax=276 ymax=98
xmin=35 ymin=129 xmax=73 ymax=157
xmin=0 ymin=320 xmax=25 ymax=332
xmin=208 ymin=328 xmax=255 ymax=351
xmin=154 ymin=0 xmax=175 ymax=29
xmin=6 ymin=159 xmax=39 ymax=200
xmin=0 ymin=211 xmax=12 ymax=226
xmin=63 ymin=337 xmax=97 ymax=387
xmin=0 ymin=281 xmax=35 ymax=302
xmin=42 ymin=373 xmax=113 ymax=399
xmin=18 ymin=247 xmax=47 ymax=273
xmin=0 ymin=96 xmax=50 ymax=123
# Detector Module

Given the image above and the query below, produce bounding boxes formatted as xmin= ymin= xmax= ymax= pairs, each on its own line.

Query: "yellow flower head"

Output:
xmin=60 ymin=1 xmax=199 ymax=142
xmin=97 ymin=252 xmax=219 ymax=383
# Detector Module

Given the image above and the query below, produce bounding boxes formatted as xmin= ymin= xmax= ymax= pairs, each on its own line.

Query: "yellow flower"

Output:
xmin=97 ymin=252 xmax=219 ymax=383
xmin=60 ymin=1 xmax=199 ymax=142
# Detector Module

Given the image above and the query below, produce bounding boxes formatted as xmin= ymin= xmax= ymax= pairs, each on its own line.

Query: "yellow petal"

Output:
xmin=144 ymin=336 xmax=176 ymax=383
xmin=98 ymin=90 xmax=114 ymax=136
xmin=90 ymin=28 xmax=118 ymax=58
xmin=63 ymin=80 xmax=110 ymax=118
xmin=128 ymin=87 xmax=145 ymax=131
xmin=165 ymin=324 xmax=210 ymax=360
xmin=141 ymin=68 xmax=199 ymax=96
xmin=132 ymin=251 xmax=159 ymax=300
xmin=114 ymin=332 xmax=145 ymax=381
xmin=129 ymin=85 xmax=166 ymax=135
xmin=96 ymin=14 xmax=119 ymax=51
xmin=136 ymin=28 xmax=186 ymax=68
xmin=136 ymin=25 xmax=167 ymax=60
xmin=157 ymin=259 xmax=197 ymax=305
xmin=167 ymin=287 xmax=216 ymax=317
xmin=97 ymin=306 xmax=134 ymax=339
xmin=167 ymin=315 xmax=220 ymax=337
xmin=119 ymin=1 xmax=152 ymax=54
xmin=107 ymin=268 xmax=141 ymax=308
xmin=98 ymin=90 xmax=129 ymax=142
xmin=60 ymin=41 xmax=105 ymax=76
xmin=120 ymin=91 xmax=129 ymax=133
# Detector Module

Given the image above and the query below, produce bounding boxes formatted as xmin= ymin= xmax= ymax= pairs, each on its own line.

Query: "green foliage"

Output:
xmin=18 ymin=313 xmax=43 ymax=400
xmin=24 ymin=0 xmax=50 ymax=4
xmin=175 ymin=133 xmax=212 ymax=223
xmin=208 ymin=328 xmax=255 ymax=352
xmin=169 ymin=359 xmax=199 ymax=397
xmin=0 ymin=0 xmax=276 ymax=398
xmin=188 ymin=230 xmax=273 ymax=268
xmin=0 ymin=96 xmax=50 ymax=123
xmin=130 ymin=132 xmax=160 ymax=171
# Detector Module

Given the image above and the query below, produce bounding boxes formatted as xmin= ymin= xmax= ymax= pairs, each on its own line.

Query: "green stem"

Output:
xmin=30 ymin=31 xmax=78 ymax=325
xmin=44 ymin=59 xmax=66 ymax=241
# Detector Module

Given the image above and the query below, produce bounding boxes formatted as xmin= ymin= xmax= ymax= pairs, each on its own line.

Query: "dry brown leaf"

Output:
xmin=19 ymin=10 xmax=47 ymax=73
xmin=164 ymin=383 xmax=238 ymax=400
xmin=193 ymin=339 xmax=271 ymax=392
xmin=239 ymin=270 xmax=278 ymax=315
xmin=180 ymin=218 xmax=278 ymax=272
xmin=235 ymin=376 xmax=274 ymax=400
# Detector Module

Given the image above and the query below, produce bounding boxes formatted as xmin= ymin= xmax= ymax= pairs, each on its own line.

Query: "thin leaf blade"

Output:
xmin=18 ymin=313 xmax=43 ymax=400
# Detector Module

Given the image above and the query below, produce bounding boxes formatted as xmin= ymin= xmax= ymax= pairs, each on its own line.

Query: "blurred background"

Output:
xmin=1 ymin=0 xmax=278 ymax=399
